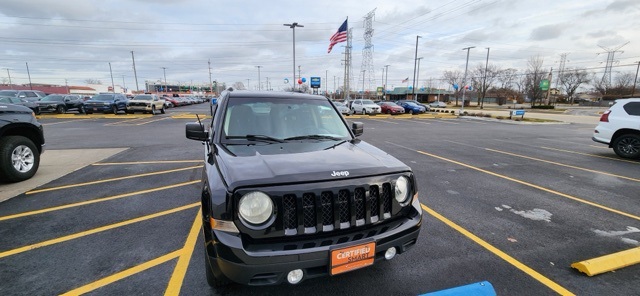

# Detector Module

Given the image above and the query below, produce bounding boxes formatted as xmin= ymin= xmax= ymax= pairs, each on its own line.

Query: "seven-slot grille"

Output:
xmin=281 ymin=183 xmax=393 ymax=235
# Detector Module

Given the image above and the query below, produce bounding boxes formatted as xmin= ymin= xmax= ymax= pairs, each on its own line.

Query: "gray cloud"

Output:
xmin=529 ymin=24 xmax=566 ymax=41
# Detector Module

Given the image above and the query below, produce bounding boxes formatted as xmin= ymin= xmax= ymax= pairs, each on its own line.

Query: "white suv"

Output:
xmin=592 ymin=98 xmax=640 ymax=159
xmin=350 ymin=99 xmax=381 ymax=115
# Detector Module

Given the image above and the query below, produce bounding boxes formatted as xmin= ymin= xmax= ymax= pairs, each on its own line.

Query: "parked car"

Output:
xmin=0 ymin=90 xmax=47 ymax=102
xmin=592 ymin=98 xmax=640 ymax=159
xmin=0 ymin=103 xmax=45 ymax=182
xmin=333 ymin=101 xmax=350 ymax=116
xmin=162 ymin=96 xmax=180 ymax=108
xmin=36 ymin=94 xmax=85 ymax=114
xmin=429 ymin=101 xmax=447 ymax=108
xmin=126 ymin=94 xmax=166 ymax=115
xmin=0 ymin=96 xmax=41 ymax=115
xmin=377 ymin=101 xmax=406 ymax=115
xmin=83 ymin=93 xmax=128 ymax=114
xmin=350 ymin=99 xmax=381 ymax=114
xmin=396 ymin=100 xmax=430 ymax=112
xmin=396 ymin=101 xmax=426 ymax=114
xmin=185 ymin=90 xmax=421 ymax=287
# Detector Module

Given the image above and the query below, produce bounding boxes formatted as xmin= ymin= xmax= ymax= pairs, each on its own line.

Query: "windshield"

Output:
xmin=222 ymin=97 xmax=351 ymax=143
xmin=41 ymin=95 xmax=64 ymax=102
xmin=133 ymin=95 xmax=153 ymax=101
xmin=91 ymin=94 xmax=115 ymax=101
xmin=0 ymin=90 xmax=18 ymax=97
xmin=361 ymin=100 xmax=375 ymax=105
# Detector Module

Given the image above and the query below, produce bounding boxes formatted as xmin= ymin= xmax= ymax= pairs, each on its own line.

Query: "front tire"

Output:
xmin=112 ymin=105 xmax=118 ymax=114
xmin=0 ymin=136 xmax=40 ymax=183
xmin=160 ymin=106 xmax=166 ymax=114
xmin=151 ymin=106 xmax=157 ymax=115
xmin=56 ymin=105 xmax=66 ymax=114
xmin=612 ymin=134 xmax=640 ymax=159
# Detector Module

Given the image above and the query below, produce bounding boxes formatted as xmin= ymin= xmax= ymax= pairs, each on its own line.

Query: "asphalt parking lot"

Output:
xmin=0 ymin=104 xmax=638 ymax=295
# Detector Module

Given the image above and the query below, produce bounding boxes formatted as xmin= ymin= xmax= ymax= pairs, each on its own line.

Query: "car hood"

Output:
xmin=85 ymin=100 xmax=114 ymax=104
xmin=216 ymin=140 xmax=410 ymax=190
xmin=36 ymin=101 xmax=61 ymax=105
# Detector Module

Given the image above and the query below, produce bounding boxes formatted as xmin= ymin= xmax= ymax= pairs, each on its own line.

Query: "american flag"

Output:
xmin=328 ymin=19 xmax=348 ymax=53
xmin=401 ymin=77 xmax=409 ymax=83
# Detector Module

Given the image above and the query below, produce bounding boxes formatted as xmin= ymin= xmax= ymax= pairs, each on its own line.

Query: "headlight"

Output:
xmin=394 ymin=176 xmax=410 ymax=204
xmin=238 ymin=191 xmax=273 ymax=225
xmin=104 ymin=102 xmax=110 ymax=106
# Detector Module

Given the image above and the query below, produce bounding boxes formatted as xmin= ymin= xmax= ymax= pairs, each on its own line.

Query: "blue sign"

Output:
xmin=514 ymin=110 xmax=525 ymax=116
xmin=310 ymin=77 xmax=321 ymax=88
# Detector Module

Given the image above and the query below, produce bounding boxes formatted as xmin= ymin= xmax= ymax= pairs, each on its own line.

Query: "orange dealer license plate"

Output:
xmin=330 ymin=241 xmax=376 ymax=275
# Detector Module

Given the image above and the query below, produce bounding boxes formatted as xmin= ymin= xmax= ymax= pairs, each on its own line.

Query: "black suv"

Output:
xmin=0 ymin=103 xmax=45 ymax=182
xmin=36 ymin=94 xmax=85 ymax=114
xmin=185 ymin=90 xmax=422 ymax=287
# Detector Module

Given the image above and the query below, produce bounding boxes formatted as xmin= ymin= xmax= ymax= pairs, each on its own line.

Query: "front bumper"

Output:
xmin=127 ymin=105 xmax=152 ymax=111
xmin=206 ymin=198 xmax=422 ymax=286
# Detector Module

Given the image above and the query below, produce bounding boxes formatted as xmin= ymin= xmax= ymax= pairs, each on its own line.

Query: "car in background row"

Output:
xmin=0 ymin=90 xmax=47 ymax=102
xmin=0 ymin=103 xmax=45 ymax=182
xmin=333 ymin=101 xmax=350 ymax=116
xmin=84 ymin=93 xmax=128 ymax=114
xmin=429 ymin=101 xmax=447 ymax=108
xmin=36 ymin=94 xmax=85 ymax=114
xmin=395 ymin=100 xmax=430 ymax=112
xmin=0 ymin=96 xmax=41 ymax=114
xmin=350 ymin=99 xmax=381 ymax=115
xmin=126 ymin=94 xmax=166 ymax=115
xmin=377 ymin=101 xmax=405 ymax=115
xmin=592 ymin=98 xmax=640 ymax=159
xmin=396 ymin=101 xmax=426 ymax=114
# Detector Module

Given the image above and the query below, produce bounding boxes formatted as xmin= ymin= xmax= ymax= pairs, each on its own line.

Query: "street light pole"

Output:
xmin=361 ymin=70 xmax=366 ymax=99
xmin=416 ymin=57 xmax=423 ymax=97
xmin=131 ymin=51 xmax=139 ymax=92
xmin=460 ymin=46 xmax=475 ymax=114
xmin=25 ymin=62 xmax=33 ymax=90
xmin=481 ymin=47 xmax=490 ymax=109
xmin=284 ymin=22 xmax=303 ymax=91
xmin=255 ymin=66 xmax=262 ymax=91
xmin=6 ymin=69 xmax=12 ymax=89
xmin=109 ymin=62 xmax=115 ymax=93
xmin=162 ymin=67 xmax=167 ymax=94
xmin=412 ymin=35 xmax=422 ymax=100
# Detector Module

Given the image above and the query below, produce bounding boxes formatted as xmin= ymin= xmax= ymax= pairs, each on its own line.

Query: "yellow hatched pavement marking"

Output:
xmin=164 ymin=209 xmax=202 ymax=295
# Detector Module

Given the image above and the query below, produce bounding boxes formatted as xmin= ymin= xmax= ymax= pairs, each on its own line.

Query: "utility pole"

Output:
xmin=109 ymin=62 xmax=115 ymax=93
xmin=298 ymin=65 xmax=301 ymax=82
xmin=162 ymin=67 xmax=167 ymax=94
xmin=545 ymin=67 xmax=553 ymax=105
xmin=208 ymin=59 xmax=213 ymax=94
xmin=597 ymin=42 xmax=629 ymax=90
xmin=384 ymin=64 xmax=390 ymax=100
xmin=255 ymin=65 xmax=262 ymax=91
xmin=481 ymin=47 xmax=490 ymax=109
xmin=131 ymin=51 xmax=139 ymax=92
xmin=631 ymin=61 xmax=640 ymax=96
xmin=325 ymin=70 xmax=328 ymax=96
xmin=246 ymin=79 xmax=250 ymax=90
xmin=460 ymin=46 xmax=475 ymax=114
xmin=284 ymin=22 xmax=303 ymax=91
xmin=361 ymin=70 xmax=366 ymax=99
xmin=416 ymin=57 xmax=423 ymax=98
xmin=6 ymin=69 xmax=12 ymax=89
xmin=412 ymin=35 xmax=422 ymax=100
xmin=122 ymin=75 xmax=126 ymax=93
xmin=25 ymin=62 xmax=33 ymax=90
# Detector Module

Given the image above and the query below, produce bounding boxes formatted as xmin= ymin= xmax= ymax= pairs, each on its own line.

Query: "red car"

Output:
xmin=377 ymin=101 xmax=406 ymax=114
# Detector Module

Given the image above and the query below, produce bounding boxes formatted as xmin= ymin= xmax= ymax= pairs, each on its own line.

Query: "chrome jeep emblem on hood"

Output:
xmin=331 ymin=170 xmax=350 ymax=177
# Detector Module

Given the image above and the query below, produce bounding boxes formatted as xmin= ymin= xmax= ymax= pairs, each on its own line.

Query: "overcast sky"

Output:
xmin=0 ymin=0 xmax=639 ymax=92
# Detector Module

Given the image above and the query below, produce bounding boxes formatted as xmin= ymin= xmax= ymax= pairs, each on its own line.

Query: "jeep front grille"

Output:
xmin=281 ymin=183 xmax=392 ymax=235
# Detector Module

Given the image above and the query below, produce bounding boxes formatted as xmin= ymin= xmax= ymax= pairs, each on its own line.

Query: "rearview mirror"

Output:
xmin=186 ymin=122 xmax=209 ymax=141
xmin=351 ymin=122 xmax=364 ymax=137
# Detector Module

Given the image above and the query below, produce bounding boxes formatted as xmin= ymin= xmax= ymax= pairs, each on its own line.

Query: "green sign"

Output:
xmin=540 ymin=79 xmax=550 ymax=91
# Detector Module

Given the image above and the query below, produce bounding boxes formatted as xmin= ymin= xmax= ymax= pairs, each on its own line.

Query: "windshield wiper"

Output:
xmin=284 ymin=135 xmax=343 ymax=141
xmin=226 ymin=134 xmax=285 ymax=143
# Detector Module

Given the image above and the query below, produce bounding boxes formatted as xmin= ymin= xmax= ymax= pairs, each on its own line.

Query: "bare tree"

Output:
xmin=560 ymin=68 xmax=590 ymax=104
xmin=591 ymin=73 xmax=608 ymax=96
xmin=232 ymin=82 xmax=246 ymax=90
xmin=614 ymin=72 xmax=634 ymax=89
xmin=493 ymin=68 xmax=519 ymax=105
xmin=472 ymin=63 xmax=501 ymax=108
xmin=442 ymin=70 xmax=463 ymax=106
xmin=524 ymin=55 xmax=547 ymax=106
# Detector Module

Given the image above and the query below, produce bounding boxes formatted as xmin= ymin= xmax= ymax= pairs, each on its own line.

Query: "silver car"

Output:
xmin=350 ymin=99 xmax=381 ymax=115
xmin=333 ymin=101 xmax=350 ymax=116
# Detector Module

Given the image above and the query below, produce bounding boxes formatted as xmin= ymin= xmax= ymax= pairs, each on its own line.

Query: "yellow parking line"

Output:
xmin=26 ymin=165 xmax=203 ymax=195
xmin=164 ymin=209 xmax=202 ymax=295
xmin=540 ymin=146 xmax=639 ymax=164
xmin=92 ymin=160 xmax=202 ymax=166
xmin=368 ymin=118 xmax=399 ymax=124
xmin=60 ymin=250 xmax=182 ymax=295
xmin=0 ymin=203 xmax=199 ymax=259
xmin=397 ymin=119 xmax=430 ymax=125
xmin=415 ymin=149 xmax=640 ymax=222
xmin=42 ymin=119 xmax=93 ymax=126
xmin=104 ymin=118 xmax=142 ymax=126
xmin=135 ymin=117 xmax=171 ymax=125
xmin=0 ymin=180 xmax=200 ymax=222
xmin=421 ymin=204 xmax=575 ymax=295
xmin=486 ymin=148 xmax=640 ymax=183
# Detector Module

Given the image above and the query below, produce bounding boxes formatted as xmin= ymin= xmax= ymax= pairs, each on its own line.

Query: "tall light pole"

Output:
xmin=246 ymin=79 xmax=250 ymax=90
xmin=255 ymin=65 xmax=262 ymax=90
xmin=384 ymin=64 xmax=390 ymax=100
xmin=5 ymin=69 xmax=12 ymax=89
xmin=25 ymin=62 xmax=33 ymax=90
xmin=416 ymin=57 xmax=423 ymax=97
xmin=460 ymin=46 xmax=475 ymax=114
xmin=481 ymin=47 xmax=490 ymax=109
xmin=412 ymin=35 xmax=422 ymax=100
xmin=162 ymin=67 xmax=167 ymax=94
xmin=109 ymin=62 xmax=115 ymax=93
xmin=361 ymin=70 xmax=366 ymax=99
xmin=284 ymin=22 xmax=303 ymax=91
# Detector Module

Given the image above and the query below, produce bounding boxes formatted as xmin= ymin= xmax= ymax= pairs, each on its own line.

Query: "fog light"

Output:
xmin=287 ymin=269 xmax=304 ymax=284
xmin=385 ymin=247 xmax=397 ymax=260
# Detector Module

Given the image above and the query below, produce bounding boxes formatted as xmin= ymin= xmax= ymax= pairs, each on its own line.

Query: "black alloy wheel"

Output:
xmin=612 ymin=134 xmax=640 ymax=159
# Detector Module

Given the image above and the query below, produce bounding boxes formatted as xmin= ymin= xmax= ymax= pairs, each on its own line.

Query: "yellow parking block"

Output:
xmin=571 ymin=246 xmax=640 ymax=276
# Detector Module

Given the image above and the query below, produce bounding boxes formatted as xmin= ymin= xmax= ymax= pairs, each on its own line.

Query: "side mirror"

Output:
xmin=351 ymin=121 xmax=364 ymax=137
xmin=186 ymin=122 xmax=209 ymax=141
